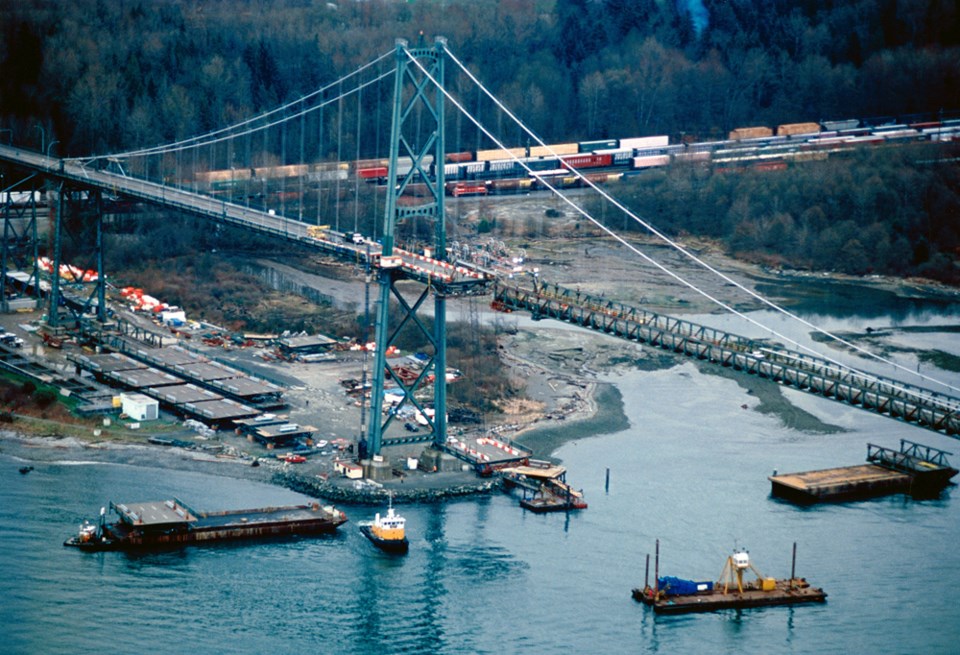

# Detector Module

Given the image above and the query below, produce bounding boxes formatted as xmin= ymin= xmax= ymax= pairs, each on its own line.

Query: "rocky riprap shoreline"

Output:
xmin=272 ymin=469 xmax=503 ymax=505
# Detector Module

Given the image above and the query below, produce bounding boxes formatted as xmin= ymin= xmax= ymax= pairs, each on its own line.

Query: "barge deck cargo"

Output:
xmin=632 ymin=578 xmax=827 ymax=614
xmin=64 ymin=498 xmax=347 ymax=551
xmin=632 ymin=540 xmax=826 ymax=615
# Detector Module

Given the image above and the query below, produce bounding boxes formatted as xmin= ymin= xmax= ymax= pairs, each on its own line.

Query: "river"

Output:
xmin=3 ymin=279 xmax=960 ymax=654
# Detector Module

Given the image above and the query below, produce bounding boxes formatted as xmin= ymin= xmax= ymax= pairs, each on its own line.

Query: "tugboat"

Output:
xmin=358 ymin=495 xmax=408 ymax=554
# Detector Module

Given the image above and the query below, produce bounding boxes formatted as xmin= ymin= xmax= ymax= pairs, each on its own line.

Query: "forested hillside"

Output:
xmin=1 ymin=0 xmax=959 ymax=283
xmin=3 ymin=0 xmax=958 ymax=154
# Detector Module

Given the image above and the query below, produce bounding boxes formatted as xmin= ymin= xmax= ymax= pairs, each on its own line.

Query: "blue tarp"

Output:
xmin=658 ymin=576 xmax=713 ymax=596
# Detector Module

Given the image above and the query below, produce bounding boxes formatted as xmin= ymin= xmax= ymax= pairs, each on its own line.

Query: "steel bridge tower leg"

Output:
xmin=366 ymin=36 xmax=448 ymax=459
xmin=46 ymin=185 xmax=108 ymax=334
xmin=1 ymin=184 xmax=41 ymax=312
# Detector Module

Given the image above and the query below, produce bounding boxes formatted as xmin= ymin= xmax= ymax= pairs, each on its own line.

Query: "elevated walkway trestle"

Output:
xmin=493 ymin=280 xmax=960 ymax=437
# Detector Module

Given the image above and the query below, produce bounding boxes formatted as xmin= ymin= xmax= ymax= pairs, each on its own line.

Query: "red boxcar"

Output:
xmin=358 ymin=166 xmax=388 ymax=180
xmin=446 ymin=151 xmax=475 ymax=163
xmin=561 ymin=153 xmax=613 ymax=170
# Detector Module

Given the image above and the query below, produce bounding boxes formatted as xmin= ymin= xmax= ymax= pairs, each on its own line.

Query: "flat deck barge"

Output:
xmin=770 ymin=439 xmax=957 ymax=503
xmin=64 ymin=497 xmax=347 ymax=551
xmin=633 ymin=541 xmax=826 ymax=615
xmin=632 ymin=578 xmax=827 ymax=614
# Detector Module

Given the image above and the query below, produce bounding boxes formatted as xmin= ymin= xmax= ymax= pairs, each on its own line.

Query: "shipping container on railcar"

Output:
xmin=523 ymin=156 xmax=564 ymax=172
xmin=879 ymin=128 xmax=923 ymax=142
xmin=476 ymin=147 xmax=526 ymax=162
xmin=619 ymin=135 xmax=670 ymax=150
xmin=487 ymin=159 xmax=522 ymax=177
xmin=631 ymin=155 xmax=671 ymax=169
xmin=528 ymin=143 xmax=579 ymax=157
xmin=673 ymin=150 xmax=712 ymax=164
xmin=578 ymin=139 xmax=618 ymax=153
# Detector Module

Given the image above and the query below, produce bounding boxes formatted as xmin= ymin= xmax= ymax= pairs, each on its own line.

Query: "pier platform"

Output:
xmin=502 ymin=461 xmax=588 ymax=512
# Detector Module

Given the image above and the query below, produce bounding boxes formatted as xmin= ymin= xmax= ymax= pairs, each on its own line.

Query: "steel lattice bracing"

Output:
xmin=47 ymin=184 xmax=108 ymax=330
xmin=364 ymin=36 xmax=451 ymax=458
xmin=1 ymin=187 xmax=42 ymax=311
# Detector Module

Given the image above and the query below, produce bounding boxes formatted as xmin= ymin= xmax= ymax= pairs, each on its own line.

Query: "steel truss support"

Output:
xmin=47 ymin=184 xmax=107 ymax=331
xmin=1 ymin=186 xmax=42 ymax=311
xmin=365 ymin=36 xmax=448 ymax=458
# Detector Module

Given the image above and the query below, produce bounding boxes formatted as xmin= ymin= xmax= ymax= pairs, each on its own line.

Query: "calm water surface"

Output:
xmin=3 ymin=296 xmax=960 ymax=654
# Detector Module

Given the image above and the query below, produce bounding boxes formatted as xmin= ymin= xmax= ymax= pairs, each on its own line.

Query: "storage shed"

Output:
xmin=121 ymin=392 xmax=159 ymax=421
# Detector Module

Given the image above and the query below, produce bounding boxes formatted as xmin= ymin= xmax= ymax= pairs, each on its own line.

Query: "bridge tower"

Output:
xmin=364 ymin=36 xmax=454 ymax=460
xmin=46 ymin=183 xmax=109 ymax=334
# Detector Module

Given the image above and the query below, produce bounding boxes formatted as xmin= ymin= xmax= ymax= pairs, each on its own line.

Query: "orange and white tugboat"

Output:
xmin=358 ymin=495 xmax=408 ymax=554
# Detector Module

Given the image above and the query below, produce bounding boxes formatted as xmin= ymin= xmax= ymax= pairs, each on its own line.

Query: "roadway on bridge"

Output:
xmin=0 ymin=144 xmax=488 ymax=290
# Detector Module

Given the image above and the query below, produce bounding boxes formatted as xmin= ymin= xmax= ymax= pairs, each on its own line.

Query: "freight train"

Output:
xmin=193 ymin=113 xmax=960 ymax=200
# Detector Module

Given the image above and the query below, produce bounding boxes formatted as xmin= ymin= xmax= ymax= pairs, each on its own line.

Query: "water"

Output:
xmin=4 ymin=299 xmax=960 ymax=653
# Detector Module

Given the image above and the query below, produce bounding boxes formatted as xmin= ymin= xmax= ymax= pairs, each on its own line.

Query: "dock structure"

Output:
xmin=501 ymin=460 xmax=587 ymax=512
xmin=249 ymin=423 xmax=316 ymax=448
xmin=233 ymin=414 xmax=290 ymax=436
xmin=493 ymin=281 xmax=960 ymax=437
xmin=770 ymin=439 xmax=958 ymax=503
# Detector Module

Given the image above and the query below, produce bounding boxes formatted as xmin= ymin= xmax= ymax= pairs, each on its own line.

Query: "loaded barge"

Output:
xmin=769 ymin=439 xmax=957 ymax=503
xmin=632 ymin=541 xmax=827 ymax=615
xmin=64 ymin=498 xmax=347 ymax=551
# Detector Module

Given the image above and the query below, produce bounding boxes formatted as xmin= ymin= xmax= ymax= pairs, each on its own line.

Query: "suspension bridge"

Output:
xmin=1 ymin=35 xmax=959 ymax=468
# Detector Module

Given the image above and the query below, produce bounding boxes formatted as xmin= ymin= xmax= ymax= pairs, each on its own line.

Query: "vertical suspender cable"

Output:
xmin=335 ymin=80 xmax=343 ymax=233
xmin=299 ymin=108 xmax=305 ymax=221
xmin=354 ymin=80 xmax=362 ymax=233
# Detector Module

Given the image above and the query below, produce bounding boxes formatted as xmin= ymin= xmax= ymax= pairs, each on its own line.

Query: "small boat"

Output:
xmin=19 ymin=465 xmax=34 ymax=474
xmin=358 ymin=496 xmax=408 ymax=554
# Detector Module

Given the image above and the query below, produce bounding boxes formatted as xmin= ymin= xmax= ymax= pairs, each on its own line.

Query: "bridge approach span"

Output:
xmin=0 ymin=145 xmax=490 ymax=295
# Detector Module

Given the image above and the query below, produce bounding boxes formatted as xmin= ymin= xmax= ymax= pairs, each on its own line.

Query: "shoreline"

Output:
xmin=0 ymin=322 xmax=631 ymax=503
xmin=4 ymin=243 xmax=959 ymax=501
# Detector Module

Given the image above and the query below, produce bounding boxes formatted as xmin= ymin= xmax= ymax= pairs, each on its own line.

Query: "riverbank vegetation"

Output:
xmin=3 ymin=0 xmax=959 ymax=283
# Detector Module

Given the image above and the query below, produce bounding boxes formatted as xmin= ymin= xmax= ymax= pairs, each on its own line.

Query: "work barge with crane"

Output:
xmin=632 ymin=541 xmax=827 ymax=615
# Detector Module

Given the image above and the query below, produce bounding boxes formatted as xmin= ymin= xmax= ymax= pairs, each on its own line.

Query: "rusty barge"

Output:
xmin=632 ymin=541 xmax=827 ymax=615
xmin=63 ymin=498 xmax=347 ymax=551
xmin=769 ymin=439 xmax=957 ymax=504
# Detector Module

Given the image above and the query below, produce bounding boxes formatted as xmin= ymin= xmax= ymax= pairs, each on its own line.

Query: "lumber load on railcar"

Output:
xmin=729 ymin=126 xmax=774 ymax=140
